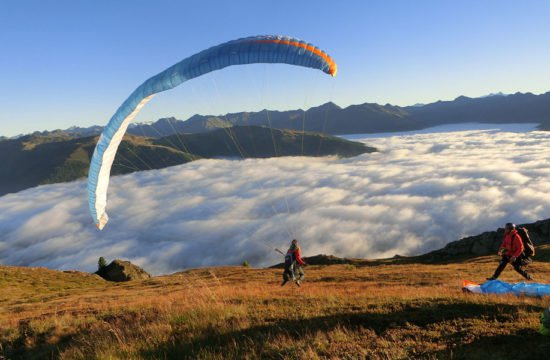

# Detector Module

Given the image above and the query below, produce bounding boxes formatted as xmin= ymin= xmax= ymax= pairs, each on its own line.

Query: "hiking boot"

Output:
xmin=295 ymin=280 xmax=301 ymax=287
xmin=526 ymin=274 xmax=533 ymax=281
xmin=281 ymin=279 xmax=288 ymax=287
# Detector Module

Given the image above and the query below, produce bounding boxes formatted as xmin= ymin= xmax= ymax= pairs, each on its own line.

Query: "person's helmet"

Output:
xmin=505 ymin=223 xmax=516 ymax=231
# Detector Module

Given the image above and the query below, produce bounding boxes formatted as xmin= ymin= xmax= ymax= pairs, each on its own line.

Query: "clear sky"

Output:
xmin=1 ymin=0 xmax=549 ymax=136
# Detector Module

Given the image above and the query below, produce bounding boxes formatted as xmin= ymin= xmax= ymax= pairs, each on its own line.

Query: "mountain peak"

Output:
xmin=307 ymin=101 xmax=341 ymax=112
xmin=155 ymin=117 xmax=179 ymax=124
xmin=454 ymin=95 xmax=471 ymax=102
xmin=481 ymin=92 xmax=507 ymax=98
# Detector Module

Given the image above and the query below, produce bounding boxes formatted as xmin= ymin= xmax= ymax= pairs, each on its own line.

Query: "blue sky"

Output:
xmin=1 ymin=0 xmax=549 ymax=136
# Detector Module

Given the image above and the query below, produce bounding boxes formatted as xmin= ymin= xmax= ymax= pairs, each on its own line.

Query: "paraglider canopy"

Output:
xmin=463 ymin=279 xmax=550 ymax=297
xmin=87 ymin=35 xmax=337 ymax=230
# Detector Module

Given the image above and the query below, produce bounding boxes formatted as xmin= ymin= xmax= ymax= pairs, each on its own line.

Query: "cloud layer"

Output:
xmin=1 ymin=125 xmax=549 ymax=274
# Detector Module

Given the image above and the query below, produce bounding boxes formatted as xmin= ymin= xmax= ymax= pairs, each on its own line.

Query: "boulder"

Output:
xmin=96 ymin=259 xmax=151 ymax=282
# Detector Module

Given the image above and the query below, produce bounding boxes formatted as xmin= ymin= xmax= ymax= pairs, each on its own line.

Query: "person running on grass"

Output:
xmin=487 ymin=223 xmax=533 ymax=281
xmin=281 ymin=239 xmax=307 ymax=287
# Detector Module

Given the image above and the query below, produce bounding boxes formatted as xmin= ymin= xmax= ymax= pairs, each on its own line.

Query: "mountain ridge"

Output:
xmin=302 ymin=218 xmax=550 ymax=266
xmin=0 ymin=125 xmax=375 ymax=197
xmin=3 ymin=91 xmax=549 ymax=140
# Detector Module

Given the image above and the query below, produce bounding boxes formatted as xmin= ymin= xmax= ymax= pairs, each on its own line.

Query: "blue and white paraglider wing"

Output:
xmin=87 ymin=35 xmax=337 ymax=229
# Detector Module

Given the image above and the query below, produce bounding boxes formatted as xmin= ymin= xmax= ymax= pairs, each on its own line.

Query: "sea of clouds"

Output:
xmin=1 ymin=124 xmax=549 ymax=274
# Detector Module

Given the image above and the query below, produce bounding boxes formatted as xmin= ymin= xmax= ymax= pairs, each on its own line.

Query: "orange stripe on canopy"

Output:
xmin=254 ymin=39 xmax=338 ymax=77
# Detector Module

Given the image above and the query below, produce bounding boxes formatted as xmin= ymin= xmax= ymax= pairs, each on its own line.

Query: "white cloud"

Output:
xmin=1 ymin=125 xmax=549 ymax=274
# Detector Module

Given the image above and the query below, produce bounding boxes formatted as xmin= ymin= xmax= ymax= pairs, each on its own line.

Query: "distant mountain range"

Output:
xmin=3 ymin=91 xmax=549 ymax=140
xmin=0 ymin=126 xmax=375 ymax=196
xmin=173 ymin=91 xmax=549 ymax=134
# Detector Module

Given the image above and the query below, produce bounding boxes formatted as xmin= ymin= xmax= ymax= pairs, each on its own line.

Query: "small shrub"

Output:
xmin=98 ymin=257 xmax=107 ymax=271
xmin=242 ymin=260 xmax=250 ymax=267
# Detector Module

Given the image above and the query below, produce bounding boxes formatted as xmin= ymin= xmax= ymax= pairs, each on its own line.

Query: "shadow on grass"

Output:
xmin=2 ymin=310 xmax=157 ymax=360
xmin=1 ymin=319 xmax=76 ymax=360
xmin=431 ymin=330 xmax=550 ymax=360
xmin=2 ymin=301 xmax=543 ymax=359
xmin=140 ymin=301 xmax=543 ymax=359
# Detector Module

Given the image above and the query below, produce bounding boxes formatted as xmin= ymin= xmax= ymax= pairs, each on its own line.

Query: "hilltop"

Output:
xmin=1 ymin=249 xmax=549 ymax=359
xmin=0 ymin=126 xmax=374 ymax=196
xmin=2 ymin=219 xmax=550 ymax=359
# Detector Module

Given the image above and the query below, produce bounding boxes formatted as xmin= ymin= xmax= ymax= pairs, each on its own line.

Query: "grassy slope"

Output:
xmin=40 ymin=135 xmax=199 ymax=183
xmin=155 ymin=126 xmax=374 ymax=159
xmin=2 ymin=246 xmax=550 ymax=359
xmin=0 ymin=127 xmax=373 ymax=197
xmin=0 ymin=135 xmax=196 ymax=196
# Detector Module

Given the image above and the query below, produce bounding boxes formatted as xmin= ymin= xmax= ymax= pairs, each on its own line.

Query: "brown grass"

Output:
xmin=2 ymin=250 xmax=550 ymax=359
